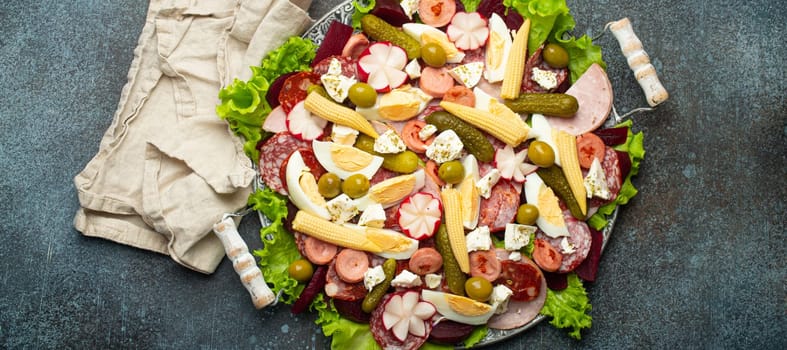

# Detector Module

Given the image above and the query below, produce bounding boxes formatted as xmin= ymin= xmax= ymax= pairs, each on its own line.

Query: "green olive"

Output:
xmin=542 ymin=43 xmax=569 ymax=69
xmin=438 ymin=160 xmax=465 ymax=184
xmin=421 ymin=42 xmax=447 ymax=67
xmin=527 ymin=141 xmax=555 ymax=167
xmin=348 ymin=82 xmax=377 ymax=108
xmin=317 ymin=173 xmax=342 ymax=199
xmin=353 ymin=134 xmax=376 ymax=154
xmin=464 ymin=277 xmax=493 ymax=302
xmin=516 ymin=204 xmax=539 ymax=225
xmin=287 ymin=259 xmax=314 ymax=283
xmin=341 ymin=174 xmax=371 ymax=199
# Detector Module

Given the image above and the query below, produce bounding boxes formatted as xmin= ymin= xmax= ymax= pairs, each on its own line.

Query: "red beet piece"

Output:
xmin=543 ymin=271 xmax=568 ymax=290
xmin=291 ymin=265 xmax=328 ymax=314
xmin=593 ymin=127 xmax=629 ymax=146
xmin=477 ymin=0 xmax=524 ymax=30
xmin=575 ymin=227 xmax=604 ymax=282
xmin=332 ymin=298 xmax=372 ymax=323
xmin=615 ymin=150 xmax=632 ymax=180
xmin=428 ymin=320 xmax=476 ymax=345
xmin=312 ymin=21 xmax=353 ymax=67
xmin=370 ymin=0 xmax=411 ymax=27
xmin=265 ymin=71 xmax=296 ymax=109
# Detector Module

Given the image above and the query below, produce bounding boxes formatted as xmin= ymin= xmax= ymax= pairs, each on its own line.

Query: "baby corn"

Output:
xmin=304 ymin=91 xmax=379 ymax=138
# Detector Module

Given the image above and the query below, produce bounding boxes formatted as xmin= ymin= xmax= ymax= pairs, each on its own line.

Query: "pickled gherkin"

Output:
xmin=504 ymin=93 xmax=579 ymax=117
xmin=360 ymin=14 xmax=421 ymax=60
xmin=435 ymin=224 xmax=466 ymax=296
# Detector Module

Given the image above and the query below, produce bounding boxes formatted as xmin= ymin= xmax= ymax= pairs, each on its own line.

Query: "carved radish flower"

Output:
xmin=381 ymin=290 xmax=437 ymax=341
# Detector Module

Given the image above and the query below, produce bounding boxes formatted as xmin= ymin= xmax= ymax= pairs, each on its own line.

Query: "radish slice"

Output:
xmin=494 ymin=145 xmax=529 ymax=182
xmin=380 ymin=291 xmax=435 ymax=342
xmin=447 ymin=12 xmax=490 ymax=51
xmin=397 ymin=192 xmax=442 ymax=240
xmin=286 ymin=100 xmax=328 ymax=141
xmin=357 ymin=42 xmax=409 ymax=92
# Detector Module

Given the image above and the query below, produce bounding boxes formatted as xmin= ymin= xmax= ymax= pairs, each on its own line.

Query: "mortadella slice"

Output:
xmin=545 ymin=63 xmax=613 ymax=135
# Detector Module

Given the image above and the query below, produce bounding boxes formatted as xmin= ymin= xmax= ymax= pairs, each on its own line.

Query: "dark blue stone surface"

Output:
xmin=1 ymin=0 xmax=784 ymax=349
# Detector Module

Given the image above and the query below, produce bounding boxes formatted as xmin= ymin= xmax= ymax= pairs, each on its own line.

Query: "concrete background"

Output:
xmin=1 ymin=0 xmax=784 ymax=348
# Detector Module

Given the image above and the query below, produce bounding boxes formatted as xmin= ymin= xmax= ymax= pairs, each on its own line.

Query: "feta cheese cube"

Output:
xmin=326 ymin=194 xmax=358 ymax=224
xmin=426 ymin=130 xmax=464 ymax=163
xmin=374 ymin=129 xmax=407 ymax=154
xmin=400 ymin=0 xmax=419 ymax=19
xmin=358 ymin=203 xmax=386 ymax=228
xmin=321 ymin=58 xmax=357 ymax=103
xmin=504 ymin=223 xmax=535 ymax=251
xmin=449 ymin=62 xmax=484 ymax=88
xmin=391 ymin=269 xmax=422 ymax=288
xmin=531 ymin=67 xmax=558 ymax=90
xmin=363 ymin=265 xmax=386 ymax=291
xmin=490 ymin=285 xmax=514 ymax=314
xmin=418 ymin=124 xmax=437 ymax=141
xmin=560 ymin=237 xmax=576 ymax=254
xmin=331 ymin=124 xmax=359 ymax=146
xmin=466 ymin=226 xmax=492 ymax=252
xmin=405 ymin=58 xmax=422 ymax=79
xmin=508 ymin=251 xmax=522 ymax=261
xmin=584 ymin=157 xmax=612 ymax=200
xmin=476 ymin=169 xmax=501 ymax=199
xmin=424 ymin=273 xmax=442 ymax=289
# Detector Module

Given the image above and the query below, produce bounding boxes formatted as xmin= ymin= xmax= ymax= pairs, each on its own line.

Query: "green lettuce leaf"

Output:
xmin=315 ymin=296 xmax=382 ymax=350
xmin=463 ymin=325 xmax=489 ymax=347
xmin=216 ymin=37 xmax=316 ymax=161
xmin=588 ymin=120 xmax=646 ymax=230
xmin=351 ymin=0 xmax=376 ymax=29
xmin=504 ymin=0 xmax=569 ymax=55
xmin=460 ymin=0 xmax=482 ymax=12
xmin=540 ymin=273 xmax=592 ymax=339
xmin=248 ymin=188 xmax=304 ymax=304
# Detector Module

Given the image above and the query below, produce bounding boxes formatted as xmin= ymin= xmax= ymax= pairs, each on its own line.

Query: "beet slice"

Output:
xmin=543 ymin=271 xmax=568 ymax=290
xmin=370 ymin=0 xmax=411 ymax=27
xmin=332 ymin=298 xmax=372 ymax=323
xmin=312 ymin=21 xmax=353 ymax=67
xmin=477 ymin=0 xmax=524 ymax=30
xmin=593 ymin=127 xmax=629 ymax=146
xmin=265 ymin=71 xmax=296 ymax=109
xmin=615 ymin=150 xmax=632 ymax=180
xmin=428 ymin=320 xmax=475 ymax=345
xmin=291 ymin=265 xmax=328 ymax=314
xmin=575 ymin=227 xmax=604 ymax=282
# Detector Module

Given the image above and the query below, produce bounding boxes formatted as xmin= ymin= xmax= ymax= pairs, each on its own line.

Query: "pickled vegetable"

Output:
xmin=527 ymin=140 xmax=555 ymax=167
xmin=504 ymin=93 xmax=579 ymax=118
xmin=355 ymin=134 xmax=419 ymax=173
xmin=536 ymin=165 xmax=584 ymax=219
xmin=425 ymin=111 xmax=495 ymax=162
xmin=543 ymin=43 xmax=569 ymax=69
xmin=516 ymin=204 xmax=539 ymax=225
xmin=435 ymin=224 xmax=466 ymax=296
xmin=342 ymin=174 xmax=370 ymax=199
xmin=348 ymin=82 xmax=377 ymax=108
xmin=421 ymin=42 xmax=447 ymax=67
xmin=360 ymin=14 xmax=421 ymax=59
xmin=438 ymin=160 xmax=464 ymax=184
xmin=362 ymin=258 xmax=396 ymax=313
xmin=317 ymin=173 xmax=342 ymax=199
xmin=287 ymin=259 xmax=314 ymax=283
xmin=464 ymin=277 xmax=493 ymax=302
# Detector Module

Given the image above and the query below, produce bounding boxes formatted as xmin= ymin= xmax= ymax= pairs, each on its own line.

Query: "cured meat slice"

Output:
xmin=589 ymin=146 xmax=623 ymax=208
xmin=312 ymin=55 xmax=358 ymax=78
xmin=278 ymin=71 xmax=321 ymax=114
xmin=278 ymin=148 xmax=326 ymax=194
xmin=478 ymin=180 xmax=519 ymax=232
xmin=521 ymin=45 xmax=569 ymax=93
xmin=495 ymin=258 xmax=543 ymax=301
xmin=487 ymin=260 xmax=547 ymax=330
xmin=370 ymin=292 xmax=431 ymax=350
xmin=259 ymin=132 xmax=309 ymax=195
xmin=324 ymin=258 xmax=367 ymax=301
xmin=536 ymin=206 xmax=592 ymax=273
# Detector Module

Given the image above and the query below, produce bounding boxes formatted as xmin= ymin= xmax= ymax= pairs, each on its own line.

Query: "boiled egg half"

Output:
xmin=458 ymin=154 xmax=480 ymax=230
xmin=285 ymin=151 xmax=330 ymax=219
xmin=354 ymin=169 xmax=426 ymax=211
xmin=344 ymin=224 xmax=419 ymax=260
xmin=523 ymin=172 xmax=570 ymax=238
xmin=312 ymin=140 xmax=384 ymax=180
xmin=421 ymin=290 xmax=496 ymax=325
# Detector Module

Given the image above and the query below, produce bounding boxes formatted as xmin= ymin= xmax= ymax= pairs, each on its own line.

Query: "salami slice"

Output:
xmin=312 ymin=55 xmax=358 ymax=78
xmin=487 ymin=261 xmax=547 ymax=330
xmin=259 ymin=132 xmax=309 ymax=195
xmin=589 ymin=146 xmax=623 ymax=208
xmin=495 ymin=258 xmax=543 ymax=302
xmin=370 ymin=292 xmax=431 ymax=350
xmin=478 ymin=180 xmax=519 ymax=232
xmin=521 ymin=45 xmax=569 ymax=94
xmin=536 ymin=206 xmax=592 ymax=273
xmin=278 ymin=71 xmax=321 ymax=114
xmin=278 ymin=148 xmax=326 ymax=193
xmin=324 ymin=258 xmax=367 ymax=301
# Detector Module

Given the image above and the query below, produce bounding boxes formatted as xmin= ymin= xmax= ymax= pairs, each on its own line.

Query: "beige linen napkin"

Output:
xmin=74 ymin=0 xmax=313 ymax=274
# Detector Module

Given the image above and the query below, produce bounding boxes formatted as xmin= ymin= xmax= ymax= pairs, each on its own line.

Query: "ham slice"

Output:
xmin=487 ymin=263 xmax=547 ymax=330
xmin=545 ymin=63 xmax=613 ymax=135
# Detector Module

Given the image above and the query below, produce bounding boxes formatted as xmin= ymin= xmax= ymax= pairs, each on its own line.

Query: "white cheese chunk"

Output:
xmin=331 ymin=124 xmax=359 ymax=146
xmin=508 ymin=251 xmax=522 ymax=261
xmin=358 ymin=203 xmax=386 ymax=228
xmin=466 ymin=226 xmax=492 ymax=252
xmin=531 ymin=67 xmax=558 ymax=90
xmin=326 ymin=194 xmax=359 ymax=224
xmin=363 ymin=265 xmax=386 ymax=291
xmin=560 ymin=237 xmax=577 ymax=254
xmin=426 ymin=130 xmax=464 ymax=163
xmin=584 ymin=157 xmax=612 ymax=200
xmin=449 ymin=62 xmax=484 ymax=88
xmin=490 ymin=285 xmax=514 ymax=314
xmin=405 ymin=58 xmax=422 ymax=79
xmin=504 ymin=223 xmax=535 ymax=251
xmin=391 ymin=269 xmax=422 ymax=288
xmin=418 ymin=124 xmax=437 ymax=141
xmin=374 ymin=129 xmax=407 ymax=154
xmin=321 ymin=58 xmax=357 ymax=103
xmin=424 ymin=273 xmax=442 ymax=289
xmin=400 ymin=0 xmax=419 ymax=19
xmin=476 ymin=169 xmax=501 ymax=199
xmin=327 ymin=57 xmax=343 ymax=76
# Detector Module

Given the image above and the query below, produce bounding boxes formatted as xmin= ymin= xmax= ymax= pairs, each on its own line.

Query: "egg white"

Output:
xmin=285 ymin=151 xmax=330 ymax=219
xmin=312 ymin=140 xmax=384 ymax=180
xmin=523 ymin=173 xmax=570 ymax=238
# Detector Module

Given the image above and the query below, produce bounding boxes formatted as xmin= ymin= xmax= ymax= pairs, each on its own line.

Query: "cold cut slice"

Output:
xmin=545 ymin=63 xmax=613 ymax=135
xmin=408 ymin=247 xmax=443 ymax=275
xmin=335 ymin=249 xmax=370 ymax=283
xmin=478 ymin=180 xmax=519 ymax=232
xmin=370 ymin=292 xmax=431 ymax=350
xmin=487 ymin=260 xmax=547 ymax=330
xmin=419 ymin=66 xmax=455 ymax=98
xmin=495 ymin=258 xmax=543 ymax=302
xmin=325 ymin=258 xmax=367 ymax=301
xmin=259 ymin=132 xmax=308 ymax=195
xmin=469 ymin=249 xmax=501 ymax=282
xmin=536 ymin=206 xmax=592 ymax=273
